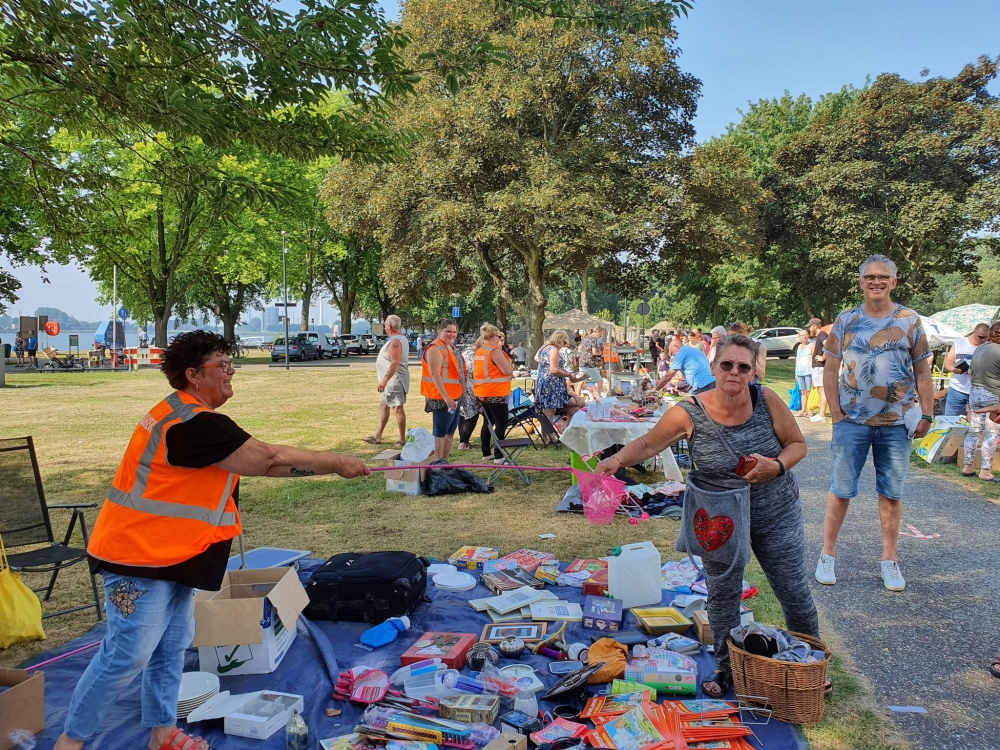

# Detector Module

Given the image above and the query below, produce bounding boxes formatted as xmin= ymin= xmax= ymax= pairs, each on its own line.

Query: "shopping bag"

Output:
xmin=788 ymin=387 xmax=802 ymax=412
xmin=0 ymin=532 xmax=46 ymax=648
xmin=806 ymin=387 xmax=821 ymax=413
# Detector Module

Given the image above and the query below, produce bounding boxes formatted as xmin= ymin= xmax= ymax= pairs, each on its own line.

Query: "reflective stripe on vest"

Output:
xmin=420 ymin=340 xmax=465 ymax=399
xmin=103 ymin=392 xmax=236 ymax=527
xmin=473 ymin=346 xmax=511 ymax=397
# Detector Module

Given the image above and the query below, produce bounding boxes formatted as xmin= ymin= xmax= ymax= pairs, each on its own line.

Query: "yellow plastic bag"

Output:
xmin=0 ymin=532 xmax=45 ymax=649
xmin=806 ymin=387 xmax=821 ymax=414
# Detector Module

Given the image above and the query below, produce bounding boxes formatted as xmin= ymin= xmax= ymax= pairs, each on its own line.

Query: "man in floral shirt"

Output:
xmin=816 ymin=255 xmax=932 ymax=593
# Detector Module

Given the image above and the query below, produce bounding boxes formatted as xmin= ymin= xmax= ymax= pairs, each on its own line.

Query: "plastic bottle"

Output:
xmin=441 ymin=672 xmax=499 ymax=695
xmin=607 ymin=541 xmax=661 ymax=608
xmin=285 ymin=709 xmax=309 ymax=750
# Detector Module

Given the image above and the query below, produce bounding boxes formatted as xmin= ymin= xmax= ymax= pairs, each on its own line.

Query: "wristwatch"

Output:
xmin=920 ymin=415 xmax=933 ymax=423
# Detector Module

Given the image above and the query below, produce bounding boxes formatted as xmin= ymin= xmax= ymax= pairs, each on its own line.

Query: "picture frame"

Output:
xmin=480 ymin=622 xmax=548 ymax=643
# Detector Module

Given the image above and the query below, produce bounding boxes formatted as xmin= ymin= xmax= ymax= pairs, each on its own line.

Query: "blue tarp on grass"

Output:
xmin=25 ymin=559 xmax=807 ymax=750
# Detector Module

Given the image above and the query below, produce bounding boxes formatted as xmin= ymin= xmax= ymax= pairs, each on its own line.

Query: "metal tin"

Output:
xmin=468 ymin=642 xmax=500 ymax=672
xmin=499 ymin=636 xmax=525 ymax=660
xmin=567 ymin=642 xmax=590 ymax=663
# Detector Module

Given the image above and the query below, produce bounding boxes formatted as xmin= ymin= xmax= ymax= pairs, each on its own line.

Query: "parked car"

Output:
xmin=360 ymin=334 xmax=378 ymax=353
xmin=750 ymin=327 xmax=804 ymax=358
xmin=340 ymin=334 xmax=366 ymax=355
xmin=299 ymin=330 xmax=342 ymax=359
xmin=327 ymin=336 xmax=346 ymax=358
xmin=270 ymin=335 xmax=319 ymax=362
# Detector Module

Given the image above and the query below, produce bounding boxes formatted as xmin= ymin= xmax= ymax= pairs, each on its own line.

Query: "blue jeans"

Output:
xmin=944 ymin=388 xmax=970 ymax=417
xmin=830 ymin=420 xmax=911 ymax=501
xmin=431 ymin=406 xmax=461 ymax=438
xmin=796 ymin=374 xmax=812 ymax=394
xmin=64 ymin=573 xmax=196 ymax=741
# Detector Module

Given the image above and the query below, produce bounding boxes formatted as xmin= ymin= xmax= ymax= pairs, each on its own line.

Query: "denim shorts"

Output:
xmin=830 ymin=420 xmax=911 ymax=501
xmin=431 ymin=406 xmax=461 ymax=438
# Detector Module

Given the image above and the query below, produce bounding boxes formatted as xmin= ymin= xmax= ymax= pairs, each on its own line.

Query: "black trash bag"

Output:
xmin=423 ymin=466 xmax=493 ymax=495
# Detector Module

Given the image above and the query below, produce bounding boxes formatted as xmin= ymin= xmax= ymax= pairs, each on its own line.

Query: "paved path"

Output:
xmin=795 ymin=420 xmax=1000 ymax=750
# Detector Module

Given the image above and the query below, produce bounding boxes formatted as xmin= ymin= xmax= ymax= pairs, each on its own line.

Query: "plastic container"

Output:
xmin=403 ymin=668 xmax=461 ymax=701
xmin=608 ymin=542 xmax=662 ymax=609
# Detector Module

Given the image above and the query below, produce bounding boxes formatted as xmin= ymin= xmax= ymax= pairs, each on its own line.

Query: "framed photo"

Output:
xmin=480 ymin=622 xmax=548 ymax=643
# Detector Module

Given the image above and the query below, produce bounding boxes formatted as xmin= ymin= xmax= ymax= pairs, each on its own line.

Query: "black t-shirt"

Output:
xmin=812 ymin=331 xmax=828 ymax=369
xmin=90 ymin=411 xmax=252 ymax=591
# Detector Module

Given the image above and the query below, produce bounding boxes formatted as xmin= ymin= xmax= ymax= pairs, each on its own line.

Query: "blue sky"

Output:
xmin=7 ymin=0 xmax=999 ymax=320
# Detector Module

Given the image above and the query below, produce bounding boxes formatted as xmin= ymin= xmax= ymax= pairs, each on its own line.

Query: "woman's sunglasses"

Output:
xmin=718 ymin=360 xmax=754 ymax=375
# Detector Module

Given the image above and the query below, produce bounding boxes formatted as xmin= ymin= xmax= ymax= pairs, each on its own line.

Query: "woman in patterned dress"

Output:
xmin=535 ymin=330 xmax=585 ymax=431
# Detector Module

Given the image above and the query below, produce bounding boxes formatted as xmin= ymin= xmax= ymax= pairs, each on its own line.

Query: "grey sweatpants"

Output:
xmin=702 ymin=477 xmax=820 ymax=676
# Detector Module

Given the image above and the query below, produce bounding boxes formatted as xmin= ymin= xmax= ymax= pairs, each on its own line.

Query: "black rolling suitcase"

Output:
xmin=303 ymin=551 xmax=427 ymax=623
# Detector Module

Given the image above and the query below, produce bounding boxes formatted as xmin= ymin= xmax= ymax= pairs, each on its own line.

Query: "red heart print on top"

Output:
xmin=692 ymin=508 xmax=734 ymax=552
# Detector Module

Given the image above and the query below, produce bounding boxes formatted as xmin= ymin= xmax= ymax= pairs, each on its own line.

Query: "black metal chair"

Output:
xmin=482 ymin=418 xmax=532 ymax=487
xmin=0 ymin=437 xmax=103 ymax=621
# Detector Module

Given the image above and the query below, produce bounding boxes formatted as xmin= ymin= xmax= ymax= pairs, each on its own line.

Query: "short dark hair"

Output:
xmin=716 ymin=333 xmax=758 ymax=363
xmin=160 ymin=330 xmax=232 ymax=390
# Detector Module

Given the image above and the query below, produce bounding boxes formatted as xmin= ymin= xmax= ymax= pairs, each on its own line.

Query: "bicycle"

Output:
xmin=230 ymin=342 xmax=249 ymax=360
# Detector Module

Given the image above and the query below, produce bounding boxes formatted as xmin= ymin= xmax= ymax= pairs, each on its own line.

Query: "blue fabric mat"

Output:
xmin=27 ymin=559 xmax=806 ymax=750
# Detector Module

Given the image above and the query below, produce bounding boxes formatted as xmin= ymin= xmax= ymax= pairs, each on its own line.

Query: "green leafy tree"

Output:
xmin=322 ymin=0 xmax=698 ymax=356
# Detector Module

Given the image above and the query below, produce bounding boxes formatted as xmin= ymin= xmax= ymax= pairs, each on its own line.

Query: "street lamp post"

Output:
xmin=282 ymin=231 xmax=289 ymax=371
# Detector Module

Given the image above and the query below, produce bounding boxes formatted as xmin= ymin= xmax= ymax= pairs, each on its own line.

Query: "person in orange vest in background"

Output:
xmin=604 ymin=335 xmax=622 ymax=372
xmin=421 ymin=318 xmax=467 ymax=463
xmin=55 ymin=330 xmax=369 ymax=750
xmin=473 ymin=323 xmax=514 ymax=463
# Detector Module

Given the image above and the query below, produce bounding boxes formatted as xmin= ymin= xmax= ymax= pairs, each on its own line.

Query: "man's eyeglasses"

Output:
xmin=201 ymin=360 xmax=235 ymax=373
xmin=717 ymin=360 xmax=754 ymax=375
xmin=862 ymin=274 xmax=893 ymax=283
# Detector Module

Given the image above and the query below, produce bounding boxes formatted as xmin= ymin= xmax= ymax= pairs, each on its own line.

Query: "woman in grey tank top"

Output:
xmin=596 ymin=334 xmax=823 ymax=697
xmin=961 ymin=322 xmax=1000 ymax=480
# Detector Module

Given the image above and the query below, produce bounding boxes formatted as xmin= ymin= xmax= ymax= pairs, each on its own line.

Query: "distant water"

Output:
xmin=17 ymin=330 xmax=282 ymax=351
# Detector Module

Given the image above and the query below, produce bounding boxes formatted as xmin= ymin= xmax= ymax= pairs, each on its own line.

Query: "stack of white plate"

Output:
xmin=177 ymin=672 xmax=220 ymax=719
xmin=433 ymin=571 xmax=477 ymax=592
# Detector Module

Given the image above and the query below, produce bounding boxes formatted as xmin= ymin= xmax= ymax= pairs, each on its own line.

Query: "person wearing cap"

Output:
xmin=807 ymin=318 xmax=829 ymax=422
xmin=708 ymin=326 xmax=726 ymax=363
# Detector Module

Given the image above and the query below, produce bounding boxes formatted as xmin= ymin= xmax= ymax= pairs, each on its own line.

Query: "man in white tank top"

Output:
xmin=363 ymin=315 xmax=410 ymax=446
xmin=944 ymin=323 xmax=989 ymax=417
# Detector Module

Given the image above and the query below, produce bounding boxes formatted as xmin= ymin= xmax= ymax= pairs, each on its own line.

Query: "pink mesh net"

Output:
xmin=573 ymin=469 xmax=628 ymax=525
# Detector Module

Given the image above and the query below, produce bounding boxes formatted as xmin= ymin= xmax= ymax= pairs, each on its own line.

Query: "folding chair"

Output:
xmin=0 ymin=437 xmax=103 ymax=620
xmin=482 ymin=418 xmax=532 ymax=486
xmin=535 ymin=411 xmax=563 ymax=448
xmin=507 ymin=389 xmax=543 ymax=447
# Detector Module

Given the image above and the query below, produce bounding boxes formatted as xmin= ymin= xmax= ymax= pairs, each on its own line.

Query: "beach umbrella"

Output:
xmin=930 ymin=304 xmax=999 ymax=335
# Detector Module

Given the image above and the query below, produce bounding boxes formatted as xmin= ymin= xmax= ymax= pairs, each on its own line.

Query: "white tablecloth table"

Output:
xmin=560 ymin=406 xmax=683 ymax=481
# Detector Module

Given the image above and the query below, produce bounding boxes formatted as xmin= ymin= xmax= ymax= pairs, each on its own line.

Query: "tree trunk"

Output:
xmin=495 ymin=295 xmax=507 ymax=333
xmin=524 ymin=251 xmax=548 ymax=360
xmin=300 ymin=246 xmax=314 ymax=331
xmin=338 ymin=290 xmax=356 ymax=333
xmin=580 ymin=265 xmax=590 ymax=313
xmin=154 ymin=309 xmax=170 ymax=348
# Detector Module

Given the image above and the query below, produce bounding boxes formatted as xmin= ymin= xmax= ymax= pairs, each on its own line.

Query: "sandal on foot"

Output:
xmin=979 ymin=476 xmax=1000 ymax=483
xmin=361 ymin=436 xmax=381 ymax=445
xmin=700 ymin=671 xmax=732 ymax=699
xmin=961 ymin=471 xmax=976 ymax=477
xmin=990 ymin=654 xmax=1000 ymax=679
xmin=153 ymin=729 xmax=210 ymax=750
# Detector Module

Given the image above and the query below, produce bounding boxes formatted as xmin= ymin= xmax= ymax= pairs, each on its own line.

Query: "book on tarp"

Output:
xmin=482 ymin=568 xmax=544 ymax=594
xmin=529 ymin=600 xmax=583 ymax=622
xmin=501 ymin=549 xmax=556 ymax=573
xmin=566 ymin=559 xmax=608 ymax=574
xmin=485 ymin=586 xmax=548 ymax=615
xmin=448 ymin=547 xmax=501 ymax=570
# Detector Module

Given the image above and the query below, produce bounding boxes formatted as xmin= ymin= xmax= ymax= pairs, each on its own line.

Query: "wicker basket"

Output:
xmin=728 ymin=631 xmax=830 ymax=724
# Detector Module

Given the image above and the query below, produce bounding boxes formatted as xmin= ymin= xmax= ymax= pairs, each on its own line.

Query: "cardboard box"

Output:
xmin=691 ymin=607 xmax=754 ymax=645
xmin=0 ymin=670 xmax=44 ymax=750
xmin=384 ymin=459 xmax=424 ymax=495
xmin=485 ymin=732 xmax=528 ymax=750
xmin=957 ymin=446 xmax=1000 ymax=472
xmin=193 ymin=567 xmax=309 ymax=676
xmin=915 ymin=419 xmax=968 ymax=463
xmin=186 ymin=690 xmax=304 ymax=740
xmin=582 ymin=596 xmax=624 ymax=632
xmin=448 ymin=547 xmax=502 ymax=570
xmin=400 ymin=632 xmax=477 ymax=670
xmin=440 ymin=694 xmax=500 ymax=724
xmin=583 ymin=569 xmax=609 ymax=597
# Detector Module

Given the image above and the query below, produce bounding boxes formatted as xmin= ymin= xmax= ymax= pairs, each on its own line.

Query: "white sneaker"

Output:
xmin=815 ymin=554 xmax=836 ymax=585
xmin=809 ymin=414 xmax=826 ymax=423
xmin=880 ymin=560 xmax=905 ymax=591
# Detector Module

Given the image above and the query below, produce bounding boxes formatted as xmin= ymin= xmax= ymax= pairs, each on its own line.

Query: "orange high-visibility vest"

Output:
xmin=604 ymin=342 xmax=621 ymax=364
xmin=88 ymin=391 xmax=241 ymax=568
xmin=473 ymin=346 xmax=511 ymax=398
xmin=420 ymin=339 xmax=466 ymax=399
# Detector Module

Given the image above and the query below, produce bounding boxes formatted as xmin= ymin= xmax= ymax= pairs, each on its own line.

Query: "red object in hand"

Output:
xmin=735 ymin=455 xmax=758 ymax=476
xmin=44 ymin=321 xmax=61 ymax=336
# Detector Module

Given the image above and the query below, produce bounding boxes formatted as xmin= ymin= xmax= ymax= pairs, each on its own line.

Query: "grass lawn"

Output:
xmin=0 ymin=359 xmax=900 ymax=749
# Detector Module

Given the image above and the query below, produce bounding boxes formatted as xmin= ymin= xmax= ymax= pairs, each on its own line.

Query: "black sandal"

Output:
xmin=701 ymin=671 xmax=732 ymax=698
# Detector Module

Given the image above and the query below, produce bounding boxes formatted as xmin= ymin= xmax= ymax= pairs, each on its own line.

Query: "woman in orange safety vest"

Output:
xmin=473 ymin=323 xmax=514 ymax=462
xmin=56 ymin=331 xmax=370 ymax=750
xmin=421 ymin=318 xmax=467 ymax=463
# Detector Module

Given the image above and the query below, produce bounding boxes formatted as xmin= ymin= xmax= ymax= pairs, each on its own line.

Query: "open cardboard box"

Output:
xmin=187 ymin=690 xmax=304 ymax=740
xmin=957 ymin=446 xmax=1000 ymax=472
xmin=0 ymin=670 xmax=44 ymax=750
xmin=193 ymin=567 xmax=309 ymax=676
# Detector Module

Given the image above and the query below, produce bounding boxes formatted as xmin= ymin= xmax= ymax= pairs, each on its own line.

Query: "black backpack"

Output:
xmin=303 ymin=551 xmax=427 ymax=623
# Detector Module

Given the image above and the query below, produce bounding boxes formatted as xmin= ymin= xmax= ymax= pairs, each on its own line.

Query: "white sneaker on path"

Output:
xmin=880 ymin=560 xmax=905 ymax=591
xmin=815 ymin=554 xmax=836 ymax=585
